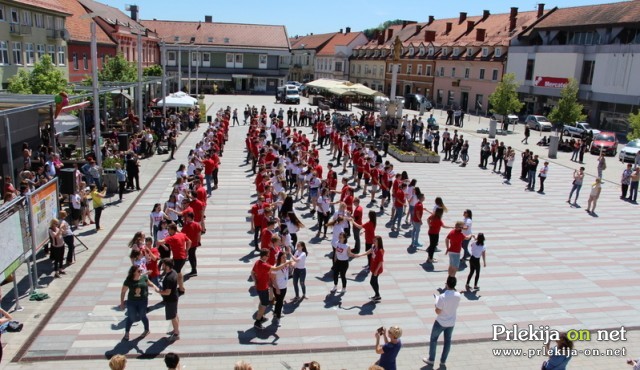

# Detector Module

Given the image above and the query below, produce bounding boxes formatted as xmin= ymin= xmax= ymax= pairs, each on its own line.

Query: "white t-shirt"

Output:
xmin=463 ymin=218 xmax=472 ymax=236
xmin=294 ymin=251 xmax=307 ymax=269
xmin=272 ymin=267 xmax=289 ymax=289
xmin=435 ymin=289 xmax=461 ymax=327
xmin=285 ymin=219 xmax=299 ymax=234
xmin=150 ymin=211 xmax=166 ymax=227
xmin=470 ymin=242 xmax=486 ymax=258
xmin=334 ymin=242 xmax=350 ymax=261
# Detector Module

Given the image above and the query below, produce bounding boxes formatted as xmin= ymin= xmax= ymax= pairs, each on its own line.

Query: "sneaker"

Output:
xmin=254 ymin=322 xmax=264 ymax=330
xmin=188 ymin=270 xmax=198 ymax=277
xmin=140 ymin=330 xmax=150 ymax=338
xmin=259 ymin=316 xmax=269 ymax=324
xmin=330 ymin=285 xmax=337 ymax=293
xmin=168 ymin=333 xmax=180 ymax=342
xmin=122 ymin=333 xmax=130 ymax=341
xmin=422 ymin=358 xmax=434 ymax=365
xmin=178 ymin=289 xmax=185 ymax=297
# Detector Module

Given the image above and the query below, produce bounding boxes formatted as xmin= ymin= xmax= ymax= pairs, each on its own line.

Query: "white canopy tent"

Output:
xmin=306 ymin=78 xmax=385 ymax=97
xmin=156 ymin=91 xmax=198 ymax=108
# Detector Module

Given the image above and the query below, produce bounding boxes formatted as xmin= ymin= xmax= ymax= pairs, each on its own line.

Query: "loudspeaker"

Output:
xmin=58 ymin=168 xmax=76 ymax=194
xmin=118 ymin=133 xmax=129 ymax=152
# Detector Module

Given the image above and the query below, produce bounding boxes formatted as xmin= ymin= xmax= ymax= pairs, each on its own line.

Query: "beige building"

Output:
xmin=0 ymin=0 xmax=70 ymax=89
xmin=315 ymin=28 xmax=367 ymax=81
xmin=289 ymin=32 xmax=338 ymax=83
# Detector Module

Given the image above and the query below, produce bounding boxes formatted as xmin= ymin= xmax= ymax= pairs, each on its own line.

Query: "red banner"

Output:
xmin=534 ymin=76 xmax=569 ymax=88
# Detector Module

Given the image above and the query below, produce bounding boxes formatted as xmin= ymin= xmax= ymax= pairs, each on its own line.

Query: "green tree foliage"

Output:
xmin=488 ymin=73 xmax=523 ymax=121
xmin=7 ymin=55 xmax=67 ymax=94
xmin=363 ymin=19 xmax=404 ymax=40
xmin=628 ymin=111 xmax=640 ymax=141
xmin=143 ymin=64 xmax=162 ymax=77
xmin=98 ymin=53 xmax=138 ymax=82
xmin=547 ymin=78 xmax=586 ymax=126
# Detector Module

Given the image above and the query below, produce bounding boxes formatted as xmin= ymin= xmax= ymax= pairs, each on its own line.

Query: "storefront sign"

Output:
xmin=534 ymin=76 xmax=569 ymax=88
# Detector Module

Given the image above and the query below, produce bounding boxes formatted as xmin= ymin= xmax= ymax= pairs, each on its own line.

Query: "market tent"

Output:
xmin=156 ymin=92 xmax=198 ymax=108
xmin=306 ymin=78 xmax=385 ymax=97
xmin=54 ymin=113 xmax=80 ymax=134
xmin=349 ymin=83 xmax=385 ymax=97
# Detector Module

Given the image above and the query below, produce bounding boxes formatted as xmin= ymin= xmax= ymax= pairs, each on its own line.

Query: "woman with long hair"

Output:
xmin=271 ymin=251 xmax=291 ymax=322
xmin=404 ymin=180 xmax=418 ymax=225
xmin=431 ymin=196 xmax=448 ymax=214
xmin=285 ymin=211 xmax=305 ymax=247
xmin=542 ymin=332 xmax=574 ymax=370
xmin=291 ymin=241 xmax=308 ymax=301
xmin=426 ymin=208 xmax=451 ymax=264
xmin=461 ymin=209 xmax=473 ymax=260
xmin=149 ymin=203 xmax=168 ymax=244
xmin=316 ymin=188 xmax=331 ymax=238
xmin=331 ymin=232 xmax=362 ymax=294
xmin=119 ymin=265 xmax=158 ymax=341
xmin=353 ymin=210 xmax=377 ymax=269
xmin=48 ymin=218 xmax=65 ymax=277
xmin=360 ymin=235 xmax=385 ymax=302
xmin=465 ymin=233 xmax=486 ymax=291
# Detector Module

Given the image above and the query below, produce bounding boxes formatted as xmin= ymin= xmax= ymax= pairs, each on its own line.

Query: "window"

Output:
xmin=495 ymin=48 xmax=502 ymax=58
xmin=21 ymin=10 xmax=31 ymax=26
xmin=451 ymin=67 xmax=456 ymax=77
xmin=479 ymin=68 xmax=485 ymax=80
xmin=234 ymin=53 xmax=243 ymax=67
xmin=406 ymin=64 xmax=412 ymax=75
xmin=419 ymin=46 xmax=425 ymax=56
xmin=207 ymin=37 xmax=213 ymax=43
xmin=439 ymin=66 xmax=444 ymax=76
xmin=428 ymin=47 xmax=434 ymax=56
xmin=580 ymin=60 xmax=595 ymax=85
xmin=0 ymin=41 xmax=8 ymax=65
xmin=191 ymin=51 xmax=198 ymax=66
xmin=34 ymin=13 xmax=43 ymax=28
xmin=408 ymin=46 xmax=414 ymax=56
xmin=12 ymin=42 xmax=21 ymax=65
xmin=226 ymin=53 xmax=234 ymax=68
xmin=167 ymin=51 xmax=176 ymax=66
xmin=379 ymin=66 xmax=384 ymax=77
xmin=202 ymin=52 xmax=210 ymax=67
xmin=492 ymin=69 xmax=499 ymax=81
xmin=0 ymin=6 xmax=4 ymax=21
xmin=25 ymin=43 xmax=34 ymax=65
xmin=442 ymin=48 xmax=448 ymax=56
xmin=54 ymin=17 xmax=63 ymax=30
xmin=47 ymin=44 xmax=55 ymax=61
xmin=417 ymin=64 xmax=423 ymax=76
xmin=464 ymin=67 xmax=470 ymax=79
xmin=335 ymin=61 xmax=343 ymax=72
xmin=475 ymin=94 xmax=484 ymax=111
xmin=45 ymin=15 xmax=53 ymax=29
xmin=388 ymin=64 xmax=392 ymax=73
xmin=525 ymin=59 xmax=534 ymax=81
xmin=467 ymin=48 xmax=473 ymax=57
xmin=83 ymin=53 xmax=88 ymax=69
xmin=72 ymin=52 xmax=78 ymax=69
xmin=436 ymin=89 xmax=443 ymax=105
xmin=482 ymin=47 xmax=489 ymax=57
xmin=10 ymin=8 xmax=18 ymax=23
xmin=36 ymin=44 xmax=44 ymax=60
xmin=453 ymin=47 xmax=459 ymax=57
xmin=373 ymin=66 xmax=377 ymax=76
xmin=447 ymin=90 xmax=455 ymax=105
xmin=57 ymin=45 xmax=65 ymax=65
xmin=350 ymin=64 xmax=355 ymax=74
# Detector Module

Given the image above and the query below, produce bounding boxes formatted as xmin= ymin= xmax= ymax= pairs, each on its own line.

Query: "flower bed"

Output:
xmin=388 ymin=144 xmax=440 ymax=163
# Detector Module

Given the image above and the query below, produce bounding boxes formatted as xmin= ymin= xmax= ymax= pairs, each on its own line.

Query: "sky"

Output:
xmin=109 ymin=0 xmax=621 ymax=36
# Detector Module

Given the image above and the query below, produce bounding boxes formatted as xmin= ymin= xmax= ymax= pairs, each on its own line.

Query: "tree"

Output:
xmin=628 ymin=111 xmax=640 ymax=140
xmin=548 ymin=78 xmax=586 ymax=127
xmin=143 ymin=64 xmax=162 ymax=77
xmin=98 ymin=53 xmax=138 ymax=82
xmin=363 ymin=19 xmax=404 ymax=40
xmin=488 ymin=73 xmax=524 ymax=122
xmin=7 ymin=55 xmax=67 ymax=94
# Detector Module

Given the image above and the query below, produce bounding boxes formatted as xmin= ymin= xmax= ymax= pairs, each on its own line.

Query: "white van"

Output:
xmin=277 ymin=84 xmax=300 ymax=104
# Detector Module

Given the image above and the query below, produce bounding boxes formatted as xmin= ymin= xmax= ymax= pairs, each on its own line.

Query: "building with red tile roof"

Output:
xmin=315 ymin=28 xmax=367 ymax=81
xmin=141 ymin=17 xmax=290 ymax=94
xmin=289 ymin=32 xmax=339 ymax=82
xmin=507 ymin=1 xmax=640 ymax=133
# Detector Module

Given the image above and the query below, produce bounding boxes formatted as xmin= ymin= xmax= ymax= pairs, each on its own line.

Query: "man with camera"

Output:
xmin=423 ymin=276 xmax=461 ymax=367
xmin=374 ymin=325 xmax=403 ymax=370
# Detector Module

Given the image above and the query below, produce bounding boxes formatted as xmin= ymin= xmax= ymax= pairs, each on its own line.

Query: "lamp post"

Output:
xmin=136 ymin=31 xmax=143 ymax=131
xmin=177 ymin=44 xmax=182 ymax=92
xmin=161 ymin=41 xmax=167 ymax=117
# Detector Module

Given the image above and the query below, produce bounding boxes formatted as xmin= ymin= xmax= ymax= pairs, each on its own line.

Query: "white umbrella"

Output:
xmin=156 ymin=92 xmax=198 ymax=108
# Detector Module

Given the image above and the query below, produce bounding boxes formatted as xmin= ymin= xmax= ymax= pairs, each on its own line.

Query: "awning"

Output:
xmin=232 ymin=74 xmax=253 ymax=79
xmin=306 ymin=78 xmax=385 ymax=97
xmin=181 ymin=74 xmax=232 ymax=82
xmin=54 ymin=113 xmax=81 ymax=134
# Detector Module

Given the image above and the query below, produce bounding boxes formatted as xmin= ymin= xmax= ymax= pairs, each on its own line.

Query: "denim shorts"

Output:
xmin=309 ymin=188 xmax=319 ymax=198
xmin=448 ymin=252 xmax=460 ymax=268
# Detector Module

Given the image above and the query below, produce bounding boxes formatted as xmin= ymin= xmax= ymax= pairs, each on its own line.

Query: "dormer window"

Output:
xmin=453 ymin=47 xmax=459 ymax=57
xmin=428 ymin=47 xmax=434 ymax=56
xmin=359 ymin=50 xmax=364 ymax=57
xmin=419 ymin=46 xmax=425 ymax=56
xmin=467 ymin=48 xmax=473 ymax=57
xmin=482 ymin=47 xmax=489 ymax=57
xmin=495 ymin=48 xmax=502 ymax=57
xmin=174 ymin=36 xmax=180 ymax=42
xmin=442 ymin=48 xmax=448 ymax=56
xmin=408 ymin=46 xmax=414 ymax=56
xmin=375 ymin=50 xmax=380 ymax=57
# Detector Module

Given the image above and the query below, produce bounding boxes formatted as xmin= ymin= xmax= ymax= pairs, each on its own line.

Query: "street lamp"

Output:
xmin=136 ymin=30 xmax=143 ymax=131
xmin=160 ymin=40 xmax=166 ymax=117
xmin=79 ymin=13 xmax=102 ymax=166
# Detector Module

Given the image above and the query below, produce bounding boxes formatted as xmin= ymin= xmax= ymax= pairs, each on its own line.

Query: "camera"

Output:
xmin=377 ymin=326 xmax=384 ymax=335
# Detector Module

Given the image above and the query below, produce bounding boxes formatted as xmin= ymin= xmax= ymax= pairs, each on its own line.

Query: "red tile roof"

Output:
xmin=55 ymin=0 xmax=115 ymax=44
xmin=316 ymin=32 xmax=364 ymax=56
xmin=534 ymin=1 xmax=640 ymax=28
xmin=77 ymin=0 xmax=146 ymax=32
xmin=141 ymin=20 xmax=290 ymax=49
xmin=290 ymin=32 xmax=338 ymax=50
xmin=13 ymin=0 xmax=70 ymax=15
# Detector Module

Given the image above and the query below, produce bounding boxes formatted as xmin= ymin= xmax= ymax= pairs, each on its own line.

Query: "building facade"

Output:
xmin=143 ymin=17 xmax=290 ymax=94
xmin=289 ymin=32 xmax=337 ymax=83
xmin=315 ymin=28 xmax=367 ymax=81
xmin=507 ymin=1 xmax=640 ymax=133
xmin=0 ymin=0 xmax=70 ymax=89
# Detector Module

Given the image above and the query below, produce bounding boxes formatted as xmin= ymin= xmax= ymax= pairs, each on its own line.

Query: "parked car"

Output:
xmin=276 ymin=85 xmax=300 ymax=104
xmin=590 ymin=131 xmax=619 ymax=156
xmin=285 ymin=81 xmax=302 ymax=88
xmin=525 ymin=115 xmax=553 ymax=131
xmin=374 ymin=96 xmax=390 ymax=110
xmin=618 ymin=139 xmax=640 ymax=162
xmin=562 ymin=122 xmax=601 ymax=137
xmin=404 ymin=93 xmax=432 ymax=111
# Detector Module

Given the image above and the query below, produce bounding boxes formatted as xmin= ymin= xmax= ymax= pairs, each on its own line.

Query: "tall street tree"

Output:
xmin=488 ymin=73 xmax=524 ymax=122
xmin=628 ymin=111 xmax=640 ymax=141
xmin=98 ymin=53 xmax=138 ymax=82
xmin=548 ymin=78 xmax=586 ymax=127
xmin=7 ymin=55 xmax=67 ymax=94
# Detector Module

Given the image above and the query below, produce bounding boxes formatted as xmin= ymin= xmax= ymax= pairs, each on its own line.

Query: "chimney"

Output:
xmin=424 ymin=30 xmax=436 ymax=43
xmin=428 ymin=15 xmax=435 ymax=25
xmin=129 ymin=4 xmax=138 ymax=21
xmin=378 ymin=34 xmax=385 ymax=45
xmin=476 ymin=28 xmax=486 ymax=42
xmin=204 ymin=15 xmax=212 ymax=23
xmin=416 ymin=24 xmax=423 ymax=34
xmin=387 ymin=28 xmax=394 ymax=41
xmin=345 ymin=27 xmax=351 ymax=34
xmin=537 ymin=3 xmax=545 ymax=18
xmin=482 ymin=10 xmax=490 ymax=20
xmin=467 ymin=20 xmax=474 ymax=33
xmin=459 ymin=12 xmax=467 ymax=24
xmin=445 ymin=22 xmax=452 ymax=34
xmin=402 ymin=20 xmax=408 ymax=29
xmin=339 ymin=28 xmax=343 ymax=34
xmin=509 ymin=7 xmax=518 ymax=32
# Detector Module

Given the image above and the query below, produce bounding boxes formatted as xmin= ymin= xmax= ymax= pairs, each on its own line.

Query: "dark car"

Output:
xmin=404 ymin=94 xmax=432 ymax=111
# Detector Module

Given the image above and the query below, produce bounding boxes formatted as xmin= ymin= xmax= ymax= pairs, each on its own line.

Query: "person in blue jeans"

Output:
xmin=119 ymin=265 xmax=158 ymax=341
xmin=375 ymin=325 xmax=403 ymax=370
xmin=423 ymin=276 xmax=461 ymax=367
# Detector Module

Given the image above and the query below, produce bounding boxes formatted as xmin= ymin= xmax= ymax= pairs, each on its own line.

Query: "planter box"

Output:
xmin=388 ymin=146 xmax=440 ymax=163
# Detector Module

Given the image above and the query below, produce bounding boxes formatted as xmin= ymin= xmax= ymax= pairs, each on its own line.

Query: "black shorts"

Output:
xmin=257 ymin=289 xmax=270 ymax=306
xmin=164 ymin=300 xmax=178 ymax=320
xmin=357 ymin=172 xmax=363 ymax=180
xmin=173 ymin=259 xmax=186 ymax=273
xmin=71 ymin=208 xmax=81 ymax=221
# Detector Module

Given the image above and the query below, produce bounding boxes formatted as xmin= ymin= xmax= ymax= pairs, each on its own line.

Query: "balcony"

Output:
xmin=46 ymin=29 xmax=57 ymax=39
xmin=10 ymin=24 xmax=32 ymax=35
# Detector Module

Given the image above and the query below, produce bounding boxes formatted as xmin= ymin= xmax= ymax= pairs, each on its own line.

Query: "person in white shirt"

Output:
xmin=290 ymin=242 xmax=308 ymax=301
xmin=423 ymin=276 xmax=461 ymax=367
xmin=465 ymin=234 xmax=486 ymax=290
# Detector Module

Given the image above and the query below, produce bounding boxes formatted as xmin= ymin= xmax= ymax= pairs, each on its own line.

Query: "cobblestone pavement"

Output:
xmin=1 ymin=95 xmax=636 ymax=370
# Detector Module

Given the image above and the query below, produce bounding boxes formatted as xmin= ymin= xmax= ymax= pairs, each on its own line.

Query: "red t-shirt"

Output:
xmin=202 ymin=158 xmax=217 ymax=175
xmin=353 ymin=205 xmax=363 ymax=224
xmin=189 ymin=199 xmax=205 ymax=222
xmin=252 ymin=259 xmax=272 ymax=290
xmin=362 ymin=221 xmax=376 ymax=244
xmin=196 ymin=186 xmax=207 ymax=204
xmin=266 ymin=244 xmax=281 ymax=266
xmin=145 ymin=247 xmax=160 ymax=278
xmin=412 ymin=202 xmax=424 ymax=223
xmin=393 ymin=188 xmax=406 ymax=208
xmin=181 ymin=221 xmax=202 ymax=247
xmin=164 ymin=232 xmax=191 ymax=260
xmin=446 ymin=229 xmax=465 ymax=253
xmin=428 ymin=216 xmax=444 ymax=234
xmin=370 ymin=248 xmax=384 ymax=275
xmin=251 ymin=202 xmax=267 ymax=228
xmin=260 ymin=227 xmax=273 ymax=250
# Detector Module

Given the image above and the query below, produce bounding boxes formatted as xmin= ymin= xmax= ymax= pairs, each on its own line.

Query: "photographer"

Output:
xmin=374 ymin=325 xmax=403 ymax=370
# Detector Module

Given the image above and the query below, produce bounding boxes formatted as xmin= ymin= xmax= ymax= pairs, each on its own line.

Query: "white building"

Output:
xmin=314 ymin=28 xmax=367 ymax=81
